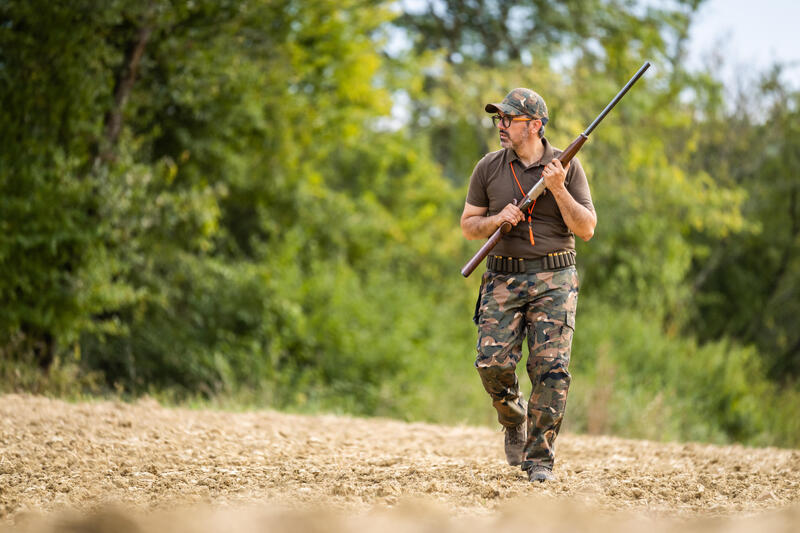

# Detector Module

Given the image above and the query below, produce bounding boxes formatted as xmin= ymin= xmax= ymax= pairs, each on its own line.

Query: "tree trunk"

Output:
xmin=95 ymin=22 xmax=152 ymax=165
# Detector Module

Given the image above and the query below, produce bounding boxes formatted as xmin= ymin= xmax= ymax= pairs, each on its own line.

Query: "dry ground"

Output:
xmin=1 ymin=394 xmax=799 ymax=532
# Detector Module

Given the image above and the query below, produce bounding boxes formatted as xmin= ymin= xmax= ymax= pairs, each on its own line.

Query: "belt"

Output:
xmin=486 ymin=250 xmax=576 ymax=274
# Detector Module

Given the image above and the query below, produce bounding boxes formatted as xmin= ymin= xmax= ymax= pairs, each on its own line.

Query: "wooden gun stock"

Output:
xmin=460 ymin=224 xmax=508 ymax=278
xmin=460 ymin=61 xmax=651 ymax=277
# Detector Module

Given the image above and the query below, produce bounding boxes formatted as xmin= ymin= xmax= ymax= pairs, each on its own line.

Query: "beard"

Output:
xmin=499 ymin=125 xmax=530 ymax=149
xmin=499 ymin=130 xmax=511 ymax=147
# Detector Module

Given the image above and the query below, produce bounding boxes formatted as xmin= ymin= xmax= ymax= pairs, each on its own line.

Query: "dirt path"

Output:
xmin=1 ymin=394 xmax=799 ymax=531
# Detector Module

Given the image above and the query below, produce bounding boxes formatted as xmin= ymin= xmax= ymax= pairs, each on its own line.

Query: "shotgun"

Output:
xmin=461 ymin=61 xmax=651 ymax=277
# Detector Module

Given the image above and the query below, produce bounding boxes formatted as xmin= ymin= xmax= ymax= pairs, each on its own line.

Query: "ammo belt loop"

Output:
xmin=487 ymin=250 xmax=575 ymax=274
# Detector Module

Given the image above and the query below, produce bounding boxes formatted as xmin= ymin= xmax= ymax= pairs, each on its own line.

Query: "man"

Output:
xmin=460 ymin=88 xmax=596 ymax=483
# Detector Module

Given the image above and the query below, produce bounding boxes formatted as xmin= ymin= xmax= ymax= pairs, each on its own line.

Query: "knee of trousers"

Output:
xmin=527 ymin=356 xmax=572 ymax=387
xmin=528 ymin=365 xmax=571 ymax=423
xmin=475 ymin=362 xmax=518 ymax=399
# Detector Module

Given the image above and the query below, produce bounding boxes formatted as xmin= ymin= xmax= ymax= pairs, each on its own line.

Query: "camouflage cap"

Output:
xmin=485 ymin=88 xmax=548 ymax=123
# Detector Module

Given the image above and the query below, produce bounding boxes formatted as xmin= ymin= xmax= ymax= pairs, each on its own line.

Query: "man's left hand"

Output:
xmin=542 ymin=159 xmax=569 ymax=191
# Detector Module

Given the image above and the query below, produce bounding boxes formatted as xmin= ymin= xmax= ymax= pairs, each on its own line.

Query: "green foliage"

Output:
xmin=686 ymin=74 xmax=800 ymax=377
xmin=0 ymin=0 xmax=139 ymax=359
xmin=566 ymin=299 xmax=792 ymax=446
xmin=1 ymin=0 xmax=799 ymax=449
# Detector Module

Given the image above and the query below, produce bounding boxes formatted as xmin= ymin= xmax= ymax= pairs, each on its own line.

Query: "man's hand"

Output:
xmin=494 ymin=202 xmax=524 ymax=229
xmin=542 ymin=159 xmax=570 ymax=191
xmin=461 ymin=201 xmax=524 ymax=240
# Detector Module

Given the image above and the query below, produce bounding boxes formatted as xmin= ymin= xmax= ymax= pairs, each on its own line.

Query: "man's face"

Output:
xmin=496 ymin=113 xmax=538 ymax=150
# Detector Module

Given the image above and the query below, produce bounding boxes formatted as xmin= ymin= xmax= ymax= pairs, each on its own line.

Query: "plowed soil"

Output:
xmin=1 ymin=394 xmax=799 ymax=532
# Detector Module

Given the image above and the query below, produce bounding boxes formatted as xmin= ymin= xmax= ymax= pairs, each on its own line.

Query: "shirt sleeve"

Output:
xmin=465 ymin=155 xmax=489 ymax=207
xmin=565 ymin=157 xmax=595 ymax=212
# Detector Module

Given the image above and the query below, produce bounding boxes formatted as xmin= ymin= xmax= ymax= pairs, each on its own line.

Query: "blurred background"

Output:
xmin=1 ymin=0 xmax=798 ymax=447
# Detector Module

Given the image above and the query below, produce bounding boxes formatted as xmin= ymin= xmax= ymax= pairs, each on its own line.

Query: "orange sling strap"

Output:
xmin=509 ymin=161 xmax=535 ymax=245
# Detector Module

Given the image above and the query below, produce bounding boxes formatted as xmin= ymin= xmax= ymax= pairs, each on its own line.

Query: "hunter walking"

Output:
xmin=460 ymin=88 xmax=596 ymax=482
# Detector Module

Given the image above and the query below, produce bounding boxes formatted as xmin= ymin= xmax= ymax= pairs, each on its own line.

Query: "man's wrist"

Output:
xmin=548 ymin=184 xmax=568 ymax=200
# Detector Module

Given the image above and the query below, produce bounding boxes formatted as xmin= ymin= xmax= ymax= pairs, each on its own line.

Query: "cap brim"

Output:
xmin=485 ymin=102 xmax=521 ymax=115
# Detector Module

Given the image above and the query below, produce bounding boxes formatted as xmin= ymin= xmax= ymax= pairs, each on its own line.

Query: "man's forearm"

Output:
xmin=462 ymin=214 xmax=500 ymax=240
xmin=549 ymin=186 xmax=596 ymax=241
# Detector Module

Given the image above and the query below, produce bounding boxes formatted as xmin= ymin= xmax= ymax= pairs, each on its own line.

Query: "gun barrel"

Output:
xmin=584 ymin=61 xmax=651 ymax=137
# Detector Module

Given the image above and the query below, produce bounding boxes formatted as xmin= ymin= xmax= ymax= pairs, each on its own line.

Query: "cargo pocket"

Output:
xmin=565 ymin=309 xmax=575 ymax=330
xmin=472 ymin=272 xmax=490 ymax=325
xmin=560 ymin=310 xmax=575 ymax=359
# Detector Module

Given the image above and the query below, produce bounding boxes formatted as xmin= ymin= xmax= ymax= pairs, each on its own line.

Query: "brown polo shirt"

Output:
xmin=466 ymin=137 xmax=594 ymax=259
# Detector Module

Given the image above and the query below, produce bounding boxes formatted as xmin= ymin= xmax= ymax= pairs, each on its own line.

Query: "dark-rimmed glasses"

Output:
xmin=492 ymin=114 xmax=534 ymax=128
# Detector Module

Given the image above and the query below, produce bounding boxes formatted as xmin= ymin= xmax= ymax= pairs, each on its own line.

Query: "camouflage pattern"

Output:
xmin=485 ymin=88 xmax=549 ymax=122
xmin=474 ymin=266 xmax=578 ymax=471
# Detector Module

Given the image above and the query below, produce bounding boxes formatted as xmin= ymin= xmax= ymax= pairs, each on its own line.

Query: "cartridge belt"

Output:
xmin=486 ymin=250 xmax=576 ymax=274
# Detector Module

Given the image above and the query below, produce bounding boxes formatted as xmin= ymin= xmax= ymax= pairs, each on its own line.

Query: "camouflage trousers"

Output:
xmin=474 ymin=266 xmax=579 ymax=471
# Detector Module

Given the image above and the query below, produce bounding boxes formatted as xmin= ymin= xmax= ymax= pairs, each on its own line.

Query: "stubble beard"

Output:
xmin=500 ymin=126 xmax=528 ymax=151
xmin=499 ymin=129 xmax=512 ymax=149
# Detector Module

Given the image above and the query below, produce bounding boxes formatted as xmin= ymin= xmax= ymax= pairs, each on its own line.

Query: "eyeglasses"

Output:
xmin=492 ymin=114 xmax=534 ymax=128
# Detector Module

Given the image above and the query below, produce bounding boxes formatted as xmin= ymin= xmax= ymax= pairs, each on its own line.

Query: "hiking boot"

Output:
xmin=503 ymin=421 xmax=527 ymax=466
xmin=527 ymin=465 xmax=554 ymax=483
